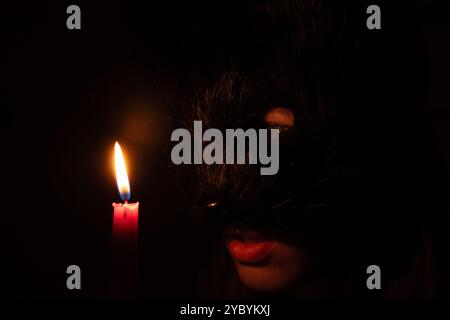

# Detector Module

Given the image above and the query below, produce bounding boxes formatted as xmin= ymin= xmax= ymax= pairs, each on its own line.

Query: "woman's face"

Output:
xmin=223 ymin=107 xmax=309 ymax=292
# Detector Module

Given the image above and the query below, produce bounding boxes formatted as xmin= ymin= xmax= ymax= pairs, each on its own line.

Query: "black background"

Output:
xmin=3 ymin=0 xmax=450 ymax=299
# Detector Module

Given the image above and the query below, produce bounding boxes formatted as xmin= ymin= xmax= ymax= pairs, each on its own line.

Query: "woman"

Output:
xmin=178 ymin=0 xmax=435 ymax=299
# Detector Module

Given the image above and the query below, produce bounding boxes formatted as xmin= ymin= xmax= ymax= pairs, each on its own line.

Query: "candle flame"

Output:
xmin=114 ymin=142 xmax=131 ymax=202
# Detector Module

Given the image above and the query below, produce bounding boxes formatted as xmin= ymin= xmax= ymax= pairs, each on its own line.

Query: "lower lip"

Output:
xmin=227 ymin=239 xmax=275 ymax=264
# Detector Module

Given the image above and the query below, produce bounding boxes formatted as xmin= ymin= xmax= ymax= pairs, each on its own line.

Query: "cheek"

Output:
xmin=233 ymin=241 xmax=308 ymax=292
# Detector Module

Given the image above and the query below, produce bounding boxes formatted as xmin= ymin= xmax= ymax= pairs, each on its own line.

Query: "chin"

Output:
xmin=233 ymin=259 xmax=304 ymax=292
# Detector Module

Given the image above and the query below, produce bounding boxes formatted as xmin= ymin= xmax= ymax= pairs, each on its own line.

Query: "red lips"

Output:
xmin=228 ymin=239 xmax=275 ymax=264
xmin=226 ymin=228 xmax=275 ymax=264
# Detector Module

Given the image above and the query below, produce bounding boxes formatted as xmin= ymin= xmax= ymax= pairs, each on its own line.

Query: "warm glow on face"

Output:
xmin=114 ymin=142 xmax=131 ymax=201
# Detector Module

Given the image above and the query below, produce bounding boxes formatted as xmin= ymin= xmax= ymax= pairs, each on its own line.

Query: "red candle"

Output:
xmin=112 ymin=202 xmax=139 ymax=241
xmin=111 ymin=141 xmax=139 ymax=298
xmin=113 ymin=141 xmax=139 ymax=240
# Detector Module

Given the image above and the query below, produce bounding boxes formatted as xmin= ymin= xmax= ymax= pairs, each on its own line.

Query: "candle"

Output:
xmin=111 ymin=141 xmax=139 ymax=299
xmin=113 ymin=142 xmax=139 ymax=241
